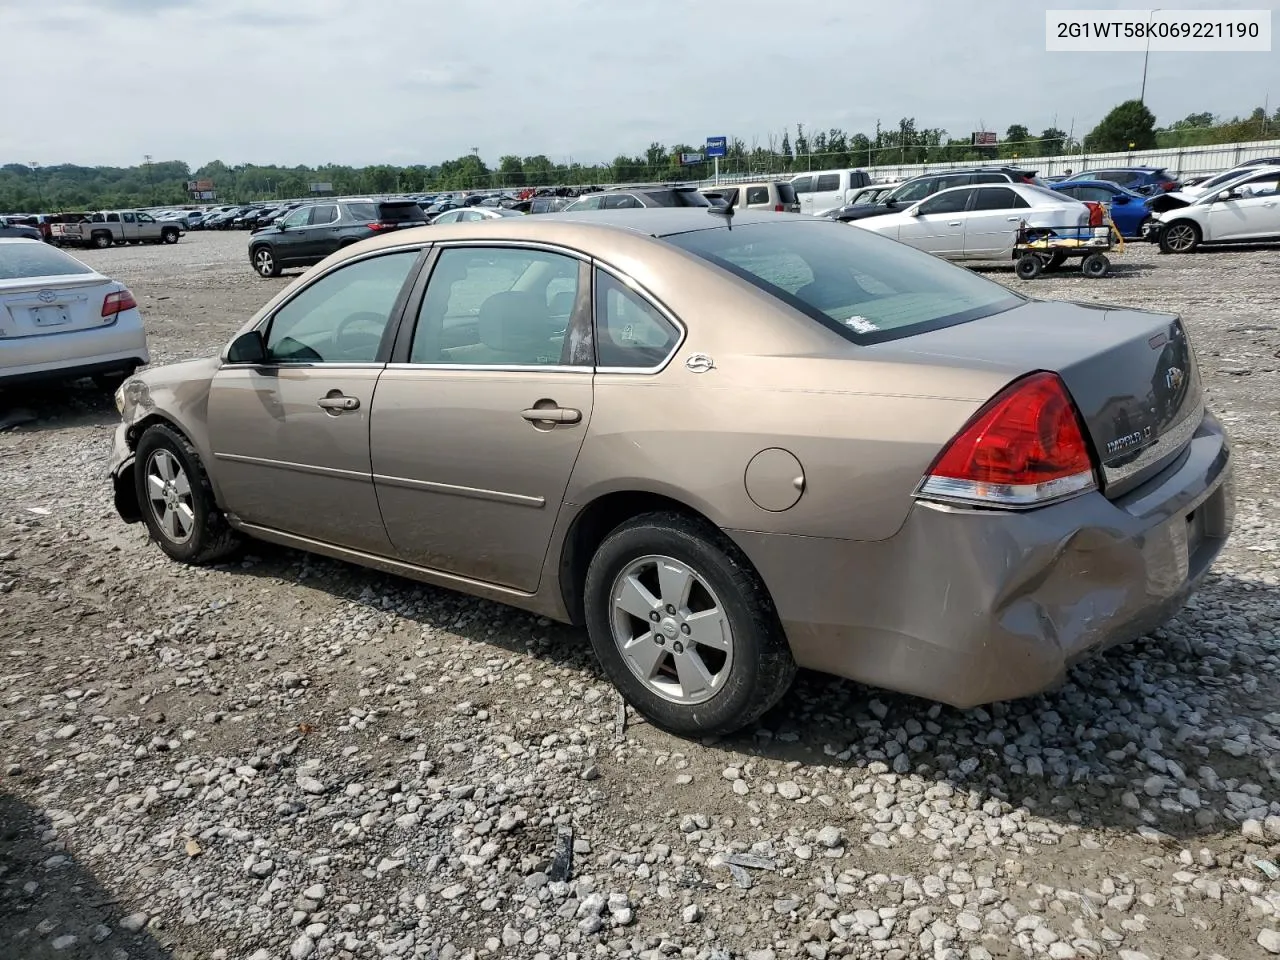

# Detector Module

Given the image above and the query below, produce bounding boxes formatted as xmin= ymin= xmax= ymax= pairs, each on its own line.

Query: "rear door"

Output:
xmin=791 ymin=176 xmax=815 ymax=214
xmin=898 ymin=188 xmax=972 ymax=256
xmin=962 ymin=186 xmax=1030 ymax=258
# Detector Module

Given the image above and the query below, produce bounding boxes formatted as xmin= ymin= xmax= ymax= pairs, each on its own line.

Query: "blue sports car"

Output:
xmin=1050 ymin=180 xmax=1155 ymax=238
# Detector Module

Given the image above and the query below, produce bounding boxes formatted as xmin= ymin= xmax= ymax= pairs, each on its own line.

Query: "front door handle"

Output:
xmin=1006 ymin=216 xmax=1021 ymax=221
xmin=521 ymin=406 xmax=581 ymax=424
xmin=317 ymin=395 xmax=360 ymax=412
xmin=947 ymin=221 xmax=962 ymax=226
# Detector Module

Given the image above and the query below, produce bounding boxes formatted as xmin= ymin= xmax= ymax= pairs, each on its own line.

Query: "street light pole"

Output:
xmin=28 ymin=162 xmax=42 ymax=210
xmin=1140 ymin=9 xmax=1160 ymax=105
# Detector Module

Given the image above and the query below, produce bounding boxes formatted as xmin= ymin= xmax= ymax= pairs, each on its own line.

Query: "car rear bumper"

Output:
xmin=0 ymin=312 xmax=149 ymax=385
xmin=730 ymin=409 xmax=1233 ymax=709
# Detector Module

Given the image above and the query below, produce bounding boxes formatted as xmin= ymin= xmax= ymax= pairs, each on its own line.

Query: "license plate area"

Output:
xmin=31 ymin=305 xmax=73 ymax=327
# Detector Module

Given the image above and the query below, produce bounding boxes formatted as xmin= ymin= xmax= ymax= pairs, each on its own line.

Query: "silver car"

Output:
xmin=0 ymin=239 xmax=149 ymax=388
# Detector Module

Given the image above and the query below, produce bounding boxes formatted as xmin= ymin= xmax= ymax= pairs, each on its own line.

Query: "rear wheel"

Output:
xmin=583 ymin=512 xmax=796 ymax=738
xmin=252 ymin=245 xmax=280 ymax=278
xmin=1015 ymin=254 xmax=1043 ymax=280
xmin=134 ymin=423 xmax=241 ymax=565
xmin=1159 ymin=221 xmax=1201 ymax=254
xmin=92 ymin=232 xmax=112 ymax=249
xmin=1081 ymin=252 xmax=1110 ymax=278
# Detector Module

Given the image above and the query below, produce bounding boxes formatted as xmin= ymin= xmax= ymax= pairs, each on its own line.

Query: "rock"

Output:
xmin=682 ymin=903 xmax=702 ymax=923
xmin=51 ymin=936 xmax=78 ymax=951
xmin=777 ymin=781 xmax=802 ymax=800
xmin=289 ymin=935 xmax=316 ymax=960
xmin=1259 ymin=930 xmax=1280 ymax=955
xmin=816 ymin=825 xmax=843 ymax=848
xmin=297 ymin=776 xmax=326 ymax=795
xmin=440 ymin=883 xmax=466 ymax=900
xmin=118 ymin=913 xmax=148 ymax=933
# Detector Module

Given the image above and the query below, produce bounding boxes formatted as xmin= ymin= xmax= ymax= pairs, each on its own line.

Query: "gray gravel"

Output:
xmin=1 ymin=230 xmax=1279 ymax=959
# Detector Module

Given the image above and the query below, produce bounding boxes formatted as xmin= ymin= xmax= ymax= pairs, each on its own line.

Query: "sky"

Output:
xmin=1 ymin=0 xmax=1276 ymax=169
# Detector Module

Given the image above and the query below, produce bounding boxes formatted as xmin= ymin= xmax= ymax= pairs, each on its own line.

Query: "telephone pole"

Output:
xmin=143 ymin=154 xmax=155 ymax=205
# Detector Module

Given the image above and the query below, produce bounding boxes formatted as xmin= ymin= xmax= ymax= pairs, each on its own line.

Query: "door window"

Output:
xmin=567 ymin=195 xmax=604 ymax=211
xmin=410 ymin=247 xmax=581 ymax=366
xmin=138 ymin=213 xmax=155 ymax=223
xmin=107 ymin=213 xmax=121 ymax=223
xmin=595 ymin=271 xmax=680 ymax=369
xmin=814 ymin=174 xmax=840 ymax=192
xmin=122 ymin=212 xmax=137 ymax=224
xmin=1236 ymin=176 xmax=1280 ymax=198
xmin=889 ymin=177 xmax=936 ymax=203
xmin=934 ymin=174 xmax=974 ymax=192
xmin=970 ymin=187 xmax=1028 ymax=211
xmin=745 ymin=186 xmax=769 ymax=205
xmin=917 ymin=189 xmax=972 ymax=216
xmin=1068 ymin=186 xmax=1115 ymax=204
xmin=310 ymin=204 xmax=338 ymax=226
xmin=264 ymin=251 xmax=419 ymax=364
xmin=281 ymin=207 xmax=311 ymax=229
xmin=603 ymin=193 xmax=643 ymax=209
xmin=972 ymin=173 xmax=1009 ymax=184
xmin=791 ymin=176 xmax=814 ymax=194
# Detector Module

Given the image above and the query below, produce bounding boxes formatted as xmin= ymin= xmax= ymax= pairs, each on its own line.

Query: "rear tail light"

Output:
xmin=916 ymin=372 xmax=1096 ymax=508
xmin=1160 ymin=180 xmax=1177 ymax=191
xmin=102 ymin=289 xmax=137 ymax=318
xmin=774 ymin=204 xmax=785 ymax=212
xmin=1084 ymin=201 xmax=1105 ymax=227
xmin=367 ymin=222 xmax=404 ymax=231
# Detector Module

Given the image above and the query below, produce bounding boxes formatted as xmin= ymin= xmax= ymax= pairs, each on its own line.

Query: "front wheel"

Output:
xmin=583 ymin=512 xmax=796 ymax=738
xmin=1159 ymin=221 xmax=1201 ymax=254
xmin=251 ymin=246 xmax=280 ymax=278
xmin=162 ymin=229 xmax=179 ymax=244
xmin=134 ymin=423 xmax=242 ymax=564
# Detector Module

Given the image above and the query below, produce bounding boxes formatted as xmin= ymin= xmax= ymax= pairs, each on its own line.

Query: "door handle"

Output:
xmin=1006 ymin=216 xmax=1021 ymax=221
xmin=947 ymin=221 xmax=962 ymax=226
xmin=521 ymin=406 xmax=581 ymax=424
xmin=316 ymin=395 xmax=359 ymax=411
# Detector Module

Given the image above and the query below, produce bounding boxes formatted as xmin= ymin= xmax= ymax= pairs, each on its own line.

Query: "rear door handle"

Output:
xmin=317 ymin=395 xmax=359 ymax=411
xmin=521 ymin=406 xmax=581 ymax=424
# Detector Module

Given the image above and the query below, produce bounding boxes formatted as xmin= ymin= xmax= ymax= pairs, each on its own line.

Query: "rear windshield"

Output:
xmin=376 ymin=202 xmax=427 ymax=223
xmin=775 ymin=182 xmax=797 ymax=203
xmin=666 ymin=220 xmax=1022 ymax=345
xmin=0 ymin=242 xmax=95 ymax=280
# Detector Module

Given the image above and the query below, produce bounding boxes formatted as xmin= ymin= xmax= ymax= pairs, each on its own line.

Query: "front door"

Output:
xmin=962 ymin=186 xmax=1030 ymax=258
xmin=898 ymin=188 xmax=972 ymax=256
xmin=119 ymin=211 xmax=139 ymax=242
xmin=206 ymin=248 xmax=423 ymax=554
xmin=297 ymin=203 xmax=341 ymax=262
xmin=371 ymin=245 xmax=593 ymax=592
xmin=136 ymin=212 xmax=159 ymax=240
xmin=791 ymin=175 xmax=816 ymax=214
xmin=1207 ymin=174 xmax=1280 ymax=240
xmin=273 ymin=206 xmax=314 ymax=266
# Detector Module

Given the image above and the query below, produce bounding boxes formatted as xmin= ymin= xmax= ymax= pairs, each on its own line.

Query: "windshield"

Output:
xmin=0 ymin=242 xmax=95 ymax=280
xmin=883 ymin=177 xmax=934 ymax=204
xmin=667 ymin=220 xmax=1023 ymax=345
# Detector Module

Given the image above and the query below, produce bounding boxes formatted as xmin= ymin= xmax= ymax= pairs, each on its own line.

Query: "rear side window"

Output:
xmin=745 ymin=186 xmax=769 ymax=205
xmin=815 ymin=174 xmax=840 ymax=192
xmin=0 ymin=243 xmax=95 ymax=280
xmin=775 ymin=182 xmax=797 ymax=203
xmin=603 ymin=194 xmax=643 ymax=209
xmin=345 ymin=203 xmax=377 ymax=221
xmin=378 ymin=202 xmax=427 ymax=223
xmin=595 ymin=271 xmax=680 ymax=369
xmin=973 ymin=172 xmax=1008 ymax=184
xmin=971 ymin=187 xmax=1028 ymax=210
xmin=667 ymin=220 xmax=1022 ymax=345
xmin=310 ymin=204 xmax=338 ymax=225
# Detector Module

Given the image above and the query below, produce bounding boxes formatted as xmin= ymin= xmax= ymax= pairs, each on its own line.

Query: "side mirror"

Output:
xmin=907 ymin=205 xmax=922 ymax=217
xmin=1112 ymin=195 xmax=1130 ymax=205
xmin=1217 ymin=190 xmax=1235 ymax=201
xmin=226 ymin=330 xmax=266 ymax=365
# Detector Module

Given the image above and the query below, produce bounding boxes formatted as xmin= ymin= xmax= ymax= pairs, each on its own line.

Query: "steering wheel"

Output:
xmin=332 ymin=312 xmax=387 ymax=361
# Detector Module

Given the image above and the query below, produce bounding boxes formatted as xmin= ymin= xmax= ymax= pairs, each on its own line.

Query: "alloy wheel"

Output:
xmin=254 ymin=248 xmax=274 ymax=276
xmin=609 ymin=554 xmax=733 ymax=705
xmin=1165 ymin=224 xmax=1197 ymax=253
xmin=145 ymin=449 xmax=195 ymax=544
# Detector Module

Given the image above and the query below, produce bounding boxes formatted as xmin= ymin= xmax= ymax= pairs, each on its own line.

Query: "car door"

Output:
xmin=115 ymin=212 xmax=137 ymax=242
xmin=135 ymin=212 xmax=160 ymax=240
xmin=1207 ymin=174 xmax=1280 ymax=240
xmin=809 ymin=173 xmax=841 ymax=214
xmin=205 ymin=248 xmax=424 ymax=554
xmin=273 ymin=206 xmax=314 ymax=264
xmin=897 ymin=188 xmax=972 ymax=256
xmin=370 ymin=244 xmax=595 ymax=591
xmin=791 ymin=176 xmax=816 ymax=214
xmin=296 ymin=203 xmax=340 ymax=261
xmin=961 ymin=186 xmax=1030 ymax=258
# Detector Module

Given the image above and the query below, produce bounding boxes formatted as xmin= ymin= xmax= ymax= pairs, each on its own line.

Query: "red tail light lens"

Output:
xmin=102 ymin=289 xmax=137 ymax=318
xmin=917 ymin=372 xmax=1096 ymax=508
xmin=367 ymin=222 xmax=395 ymax=231
xmin=1084 ymin=201 xmax=1104 ymax=227
xmin=774 ymin=204 xmax=784 ymax=212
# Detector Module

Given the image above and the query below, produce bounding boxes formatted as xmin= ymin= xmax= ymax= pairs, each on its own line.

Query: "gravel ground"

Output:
xmin=2 ymin=230 xmax=1280 ymax=960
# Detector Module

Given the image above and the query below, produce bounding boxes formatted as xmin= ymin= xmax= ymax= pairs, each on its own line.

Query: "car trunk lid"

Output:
xmin=0 ymin=275 xmax=118 ymax=339
xmin=879 ymin=299 xmax=1203 ymax=498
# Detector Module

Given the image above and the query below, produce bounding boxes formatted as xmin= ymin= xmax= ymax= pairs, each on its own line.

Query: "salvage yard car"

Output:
xmin=1148 ymin=165 xmax=1280 ymax=253
xmin=52 ymin=209 xmax=182 ymax=248
xmin=248 ymin=199 xmax=428 ymax=277
xmin=108 ymin=210 xmax=1233 ymax=737
xmin=0 ymin=238 xmax=149 ymax=388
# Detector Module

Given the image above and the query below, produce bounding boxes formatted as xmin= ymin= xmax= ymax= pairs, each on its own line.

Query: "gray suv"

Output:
xmin=833 ymin=167 xmax=1042 ymax=222
xmin=563 ymin=186 xmax=711 ymax=211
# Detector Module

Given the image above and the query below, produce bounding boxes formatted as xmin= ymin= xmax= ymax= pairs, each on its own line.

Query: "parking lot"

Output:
xmin=3 ymin=229 xmax=1280 ymax=960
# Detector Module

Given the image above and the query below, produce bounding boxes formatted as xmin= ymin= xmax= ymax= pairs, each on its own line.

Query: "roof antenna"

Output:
xmin=708 ymin=187 xmax=735 ymax=229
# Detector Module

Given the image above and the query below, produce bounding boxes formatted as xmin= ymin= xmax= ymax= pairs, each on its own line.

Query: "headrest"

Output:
xmin=549 ymin=291 xmax=575 ymax=316
xmin=478 ymin=291 xmax=551 ymax=353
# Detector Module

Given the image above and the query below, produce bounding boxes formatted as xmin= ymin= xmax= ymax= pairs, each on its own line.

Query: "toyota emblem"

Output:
xmin=37 ymin=289 xmax=56 ymax=303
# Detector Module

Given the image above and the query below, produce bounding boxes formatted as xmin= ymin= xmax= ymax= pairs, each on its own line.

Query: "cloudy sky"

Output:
xmin=1 ymin=0 xmax=1275 ymax=169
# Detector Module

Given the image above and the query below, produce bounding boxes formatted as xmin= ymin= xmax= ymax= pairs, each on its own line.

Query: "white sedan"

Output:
xmin=848 ymin=182 xmax=1094 ymax=261
xmin=0 ymin=239 xmax=149 ymax=389
xmin=1152 ymin=166 xmax=1280 ymax=254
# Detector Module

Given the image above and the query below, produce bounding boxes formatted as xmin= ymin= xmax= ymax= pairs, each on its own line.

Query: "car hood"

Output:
xmin=836 ymin=202 xmax=902 ymax=221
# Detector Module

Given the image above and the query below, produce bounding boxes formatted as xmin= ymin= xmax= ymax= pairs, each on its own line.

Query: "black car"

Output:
xmin=831 ymin=167 xmax=1042 ymax=222
xmin=0 ymin=218 xmax=42 ymax=241
xmin=248 ymin=199 xmax=428 ymax=277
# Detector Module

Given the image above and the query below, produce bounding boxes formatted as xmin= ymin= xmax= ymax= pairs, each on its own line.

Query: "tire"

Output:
xmin=1043 ymin=250 xmax=1067 ymax=270
xmin=162 ymin=229 xmax=179 ymax=244
xmin=92 ymin=232 xmax=112 ymax=249
xmin=1081 ymin=252 xmax=1110 ymax=278
xmin=134 ymin=423 xmax=242 ymax=565
xmin=583 ymin=511 xmax=796 ymax=738
xmin=1159 ymin=220 xmax=1201 ymax=254
xmin=1015 ymin=254 xmax=1043 ymax=280
xmin=251 ymin=245 xmax=281 ymax=278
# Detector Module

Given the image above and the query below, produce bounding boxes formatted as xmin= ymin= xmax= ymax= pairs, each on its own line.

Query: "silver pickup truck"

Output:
xmin=51 ymin=210 xmax=182 ymax=248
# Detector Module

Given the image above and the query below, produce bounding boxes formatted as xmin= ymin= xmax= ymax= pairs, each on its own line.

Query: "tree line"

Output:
xmin=2 ymin=103 xmax=1276 ymax=213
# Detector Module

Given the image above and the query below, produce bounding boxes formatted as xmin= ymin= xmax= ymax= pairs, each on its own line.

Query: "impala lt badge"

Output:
xmin=1106 ymin=425 xmax=1154 ymax=457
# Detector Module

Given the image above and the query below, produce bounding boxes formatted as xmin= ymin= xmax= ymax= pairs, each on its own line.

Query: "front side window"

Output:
xmin=264 ymin=251 xmax=419 ymax=364
xmin=815 ymin=174 xmax=840 ymax=192
xmin=281 ymin=207 xmax=311 ymax=229
xmin=667 ymin=220 xmax=1022 ymax=345
xmin=791 ymin=176 xmax=814 ymax=194
xmin=410 ymin=247 xmax=580 ymax=366
xmin=566 ymin=195 xmax=603 ymax=211
xmin=1236 ymin=176 xmax=1280 ymax=198
xmin=887 ymin=177 xmax=935 ymax=203
xmin=138 ymin=213 xmax=155 ymax=223
xmin=595 ymin=271 xmax=680 ymax=369
xmin=602 ymin=194 xmax=642 ymax=209
xmin=917 ymin=189 xmax=971 ymax=216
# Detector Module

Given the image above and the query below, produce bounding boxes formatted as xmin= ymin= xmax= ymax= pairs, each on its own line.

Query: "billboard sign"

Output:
xmin=705 ymin=136 xmax=727 ymax=158
xmin=309 ymin=183 xmax=334 ymax=193
xmin=970 ymin=131 xmax=998 ymax=146
xmin=679 ymin=153 xmax=705 ymax=165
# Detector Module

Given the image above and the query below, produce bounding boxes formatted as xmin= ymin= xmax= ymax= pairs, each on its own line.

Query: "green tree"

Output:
xmin=1084 ymin=100 xmax=1157 ymax=152
xmin=1037 ymin=127 xmax=1068 ymax=156
xmin=497 ymin=155 xmax=525 ymax=188
xmin=1003 ymin=124 xmax=1032 ymax=158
